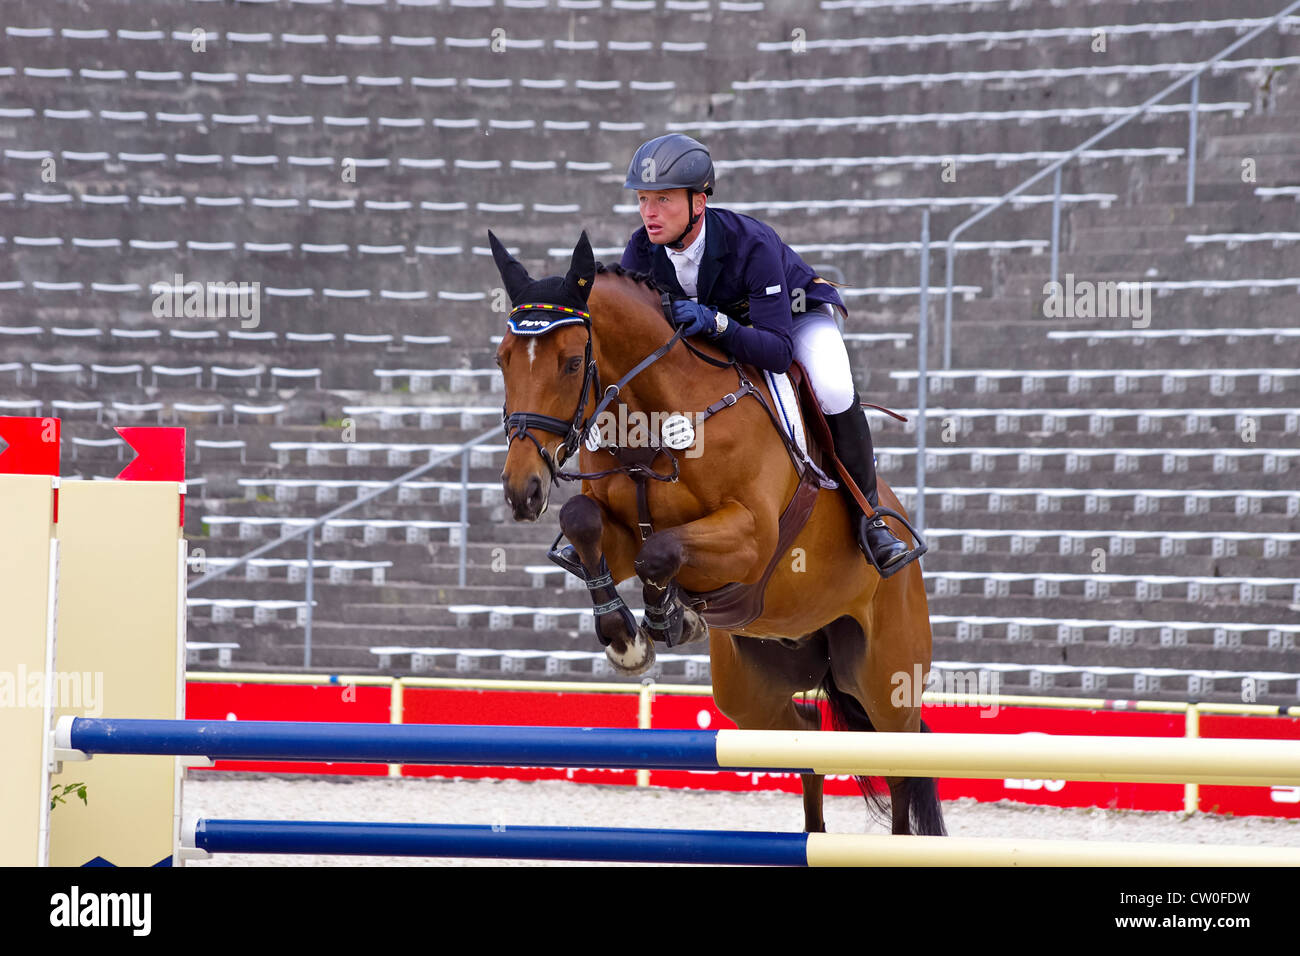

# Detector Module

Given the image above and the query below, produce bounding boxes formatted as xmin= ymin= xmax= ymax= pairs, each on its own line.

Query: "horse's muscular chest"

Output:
xmin=591 ymin=474 xmax=706 ymax=533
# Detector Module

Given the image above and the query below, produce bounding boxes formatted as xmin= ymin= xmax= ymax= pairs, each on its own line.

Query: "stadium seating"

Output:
xmin=3 ymin=0 xmax=1297 ymax=703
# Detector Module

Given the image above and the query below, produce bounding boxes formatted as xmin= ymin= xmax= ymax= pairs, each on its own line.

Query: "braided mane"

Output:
xmin=594 ymin=260 xmax=674 ymax=296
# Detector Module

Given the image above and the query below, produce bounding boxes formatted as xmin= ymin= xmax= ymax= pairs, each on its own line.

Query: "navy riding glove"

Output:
xmin=670 ymin=299 xmax=719 ymax=339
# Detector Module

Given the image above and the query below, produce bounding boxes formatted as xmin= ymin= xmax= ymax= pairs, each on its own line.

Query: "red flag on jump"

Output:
xmin=0 ymin=415 xmax=60 ymax=476
xmin=115 ymin=427 xmax=187 ymax=525
xmin=115 ymin=427 xmax=186 ymax=482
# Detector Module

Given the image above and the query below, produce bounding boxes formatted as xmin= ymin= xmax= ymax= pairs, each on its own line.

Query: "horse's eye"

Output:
xmin=565 ymin=356 xmax=583 ymax=374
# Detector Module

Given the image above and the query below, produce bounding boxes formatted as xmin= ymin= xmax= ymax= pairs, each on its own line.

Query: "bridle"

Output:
xmin=501 ymin=295 xmax=707 ymax=485
xmin=500 ymin=302 xmax=603 ymax=483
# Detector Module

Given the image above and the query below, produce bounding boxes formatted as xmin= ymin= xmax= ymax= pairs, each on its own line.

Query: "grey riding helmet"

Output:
xmin=623 ymin=134 xmax=715 ymax=248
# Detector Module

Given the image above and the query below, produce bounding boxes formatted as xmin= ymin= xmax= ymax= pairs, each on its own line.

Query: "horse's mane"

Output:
xmin=594 ymin=261 xmax=674 ymax=297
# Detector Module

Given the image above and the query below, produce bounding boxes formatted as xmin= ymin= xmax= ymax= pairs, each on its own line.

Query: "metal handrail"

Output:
xmin=188 ymin=426 xmax=503 ymax=666
xmin=939 ymin=0 xmax=1300 ymax=369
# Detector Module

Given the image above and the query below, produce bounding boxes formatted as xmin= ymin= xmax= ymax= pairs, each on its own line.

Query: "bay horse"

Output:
xmin=491 ymin=230 xmax=945 ymax=836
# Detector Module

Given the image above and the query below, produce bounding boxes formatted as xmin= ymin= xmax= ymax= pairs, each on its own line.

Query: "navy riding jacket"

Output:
xmin=620 ymin=206 xmax=846 ymax=373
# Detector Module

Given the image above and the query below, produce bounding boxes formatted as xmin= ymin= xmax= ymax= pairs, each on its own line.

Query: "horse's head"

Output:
xmin=489 ymin=230 xmax=597 ymax=521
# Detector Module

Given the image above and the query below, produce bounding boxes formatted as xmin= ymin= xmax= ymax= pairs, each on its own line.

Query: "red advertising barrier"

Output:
xmin=925 ymin=702 xmax=1187 ymax=811
xmin=184 ymin=681 xmax=1300 ymax=818
xmin=1198 ymin=713 xmax=1300 ymax=817
xmin=187 ymin=680 xmax=392 ymax=776
xmin=400 ymin=688 xmax=641 ymax=786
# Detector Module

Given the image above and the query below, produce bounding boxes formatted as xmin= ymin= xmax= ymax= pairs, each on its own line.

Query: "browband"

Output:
xmin=507 ymin=302 xmax=592 ymax=336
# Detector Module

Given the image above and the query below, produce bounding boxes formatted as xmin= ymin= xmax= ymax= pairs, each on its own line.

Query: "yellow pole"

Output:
xmin=805 ymin=833 xmax=1300 ymax=867
xmin=388 ymin=678 xmax=404 ymax=778
xmin=1184 ymin=703 xmax=1201 ymax=814
xmin=715 ymin=729 xmax=1300 ymax=786
xmin=636 ymin=680 xmax=655 ymax=787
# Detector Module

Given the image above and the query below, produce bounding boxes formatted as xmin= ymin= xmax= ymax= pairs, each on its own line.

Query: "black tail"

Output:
xmin=817 ymin=671 xmax=893 ymax=830
xmin=907 ymin=722 xmax=948 ymax=836
xmin=817 ymin=671 xmax=947 ymax=836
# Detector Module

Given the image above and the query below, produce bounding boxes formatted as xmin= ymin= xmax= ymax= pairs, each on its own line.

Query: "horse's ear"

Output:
xmin=488 ymin=230 xmax=532 ymax=302
xmin=565 ymin=230 xmax=596 ymax=304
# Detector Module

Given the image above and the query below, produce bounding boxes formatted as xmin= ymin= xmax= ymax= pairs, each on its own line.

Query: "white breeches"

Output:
xmin=791 ymin=302 xmax=856 ymax=415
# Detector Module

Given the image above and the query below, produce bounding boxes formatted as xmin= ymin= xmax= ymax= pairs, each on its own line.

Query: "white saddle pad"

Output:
xmin=762 ymin=369 xmax=807 ymax=458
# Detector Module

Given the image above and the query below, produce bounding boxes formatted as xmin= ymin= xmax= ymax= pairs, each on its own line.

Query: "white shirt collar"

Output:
xmin=665 ymin=215 xmax=706 ymax=265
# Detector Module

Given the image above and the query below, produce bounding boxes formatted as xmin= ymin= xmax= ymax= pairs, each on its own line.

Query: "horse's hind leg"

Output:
xmin=710 ymin=629 xmax=830 ymax=833
xmin=826 ymin=591 xmax=947 ymax=836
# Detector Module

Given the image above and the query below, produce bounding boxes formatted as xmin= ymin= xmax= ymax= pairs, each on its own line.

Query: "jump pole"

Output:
xmin=57 ymin=717 xmax=1300 ymax=787
xmin=179 ymin=819 xmax=1300 ymax=867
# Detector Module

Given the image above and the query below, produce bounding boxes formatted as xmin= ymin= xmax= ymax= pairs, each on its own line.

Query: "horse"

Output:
xmin=490 ymin=230 xmax=945 ymax=836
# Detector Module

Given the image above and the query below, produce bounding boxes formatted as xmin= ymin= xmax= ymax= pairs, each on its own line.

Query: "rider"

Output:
xmin=619 ymin=132 xmax=913 ymax=575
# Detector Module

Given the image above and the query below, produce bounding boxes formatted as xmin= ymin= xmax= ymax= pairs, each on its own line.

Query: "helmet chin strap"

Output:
xmin=665 ymin=189 xmax=701 ymax=250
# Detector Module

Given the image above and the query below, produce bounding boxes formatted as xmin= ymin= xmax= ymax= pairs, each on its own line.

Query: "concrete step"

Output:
xmin=1069 ymin=200 xmax=1295 ymax=230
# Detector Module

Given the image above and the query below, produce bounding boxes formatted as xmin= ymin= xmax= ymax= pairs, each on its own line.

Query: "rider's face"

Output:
xmin=636 ymin=189 xmax=704 ymax=244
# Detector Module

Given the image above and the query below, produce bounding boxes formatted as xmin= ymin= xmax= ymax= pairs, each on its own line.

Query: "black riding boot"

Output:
xmin=824 ymin=399 xmax=909 ymax=573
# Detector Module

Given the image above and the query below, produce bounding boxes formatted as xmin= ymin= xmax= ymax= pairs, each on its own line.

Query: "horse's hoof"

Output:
xmin=675 ymin=608 xmax=710 ymax=646
xmin=605 ymin=631 xmax=656 ymax=676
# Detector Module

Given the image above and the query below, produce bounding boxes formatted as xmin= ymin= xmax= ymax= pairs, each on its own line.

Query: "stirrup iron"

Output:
xmin=861 ymin=505 xmax=928 ymax=579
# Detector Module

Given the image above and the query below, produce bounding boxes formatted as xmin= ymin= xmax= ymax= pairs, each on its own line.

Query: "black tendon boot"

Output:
xmin=824 ymin=399 xmax=909 ymax=573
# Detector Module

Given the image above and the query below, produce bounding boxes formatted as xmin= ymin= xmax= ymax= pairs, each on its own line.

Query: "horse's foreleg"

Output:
xmin=638 ymin=500 xmax=762 ymax=587
xmin=634 ymin=501 xmax=762 ymax=646
xmin=558 ymin=494 xmax=655 ymax=675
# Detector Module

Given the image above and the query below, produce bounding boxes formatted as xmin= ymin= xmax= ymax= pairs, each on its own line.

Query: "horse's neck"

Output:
xmin=591 ymin=297 xmax=702 ymax=414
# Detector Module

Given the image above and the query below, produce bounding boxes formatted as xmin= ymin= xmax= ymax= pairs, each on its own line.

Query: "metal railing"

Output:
xmin=939 ymin=0 xmax=1300 ymax=369
xmin=187 ymin=427 xmax=502 ymax=667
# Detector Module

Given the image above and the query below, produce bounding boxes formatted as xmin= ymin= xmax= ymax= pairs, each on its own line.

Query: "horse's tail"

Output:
xmin=816 ymin=670 xmax=948 ymax=836
xmin=903 ymin=723 xmax=948 ymax=836
xmin=815 ymin=670 xmax=892 ymax=829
